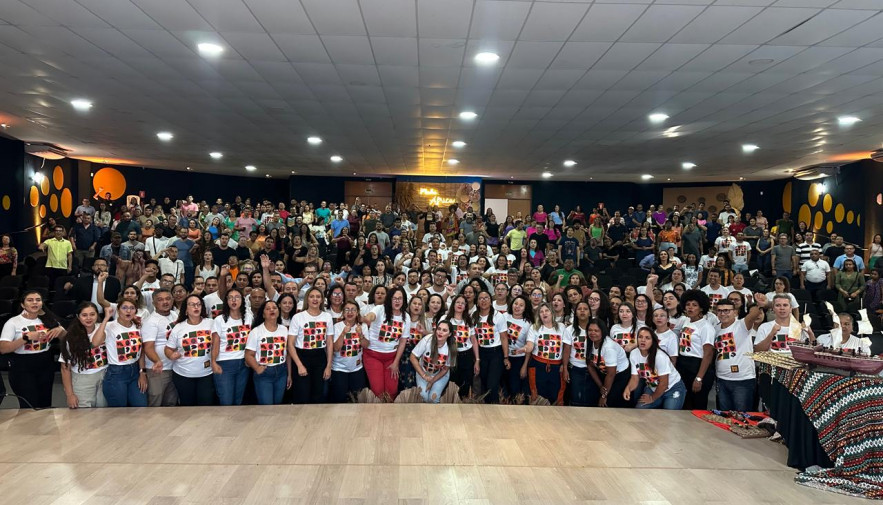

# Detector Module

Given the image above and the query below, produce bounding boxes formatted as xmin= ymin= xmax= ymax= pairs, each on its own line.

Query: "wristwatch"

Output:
xmin=694 ymin=377 xmax=703 ymax=382
xmin=140 ymin=368 xmax=148 ymax=374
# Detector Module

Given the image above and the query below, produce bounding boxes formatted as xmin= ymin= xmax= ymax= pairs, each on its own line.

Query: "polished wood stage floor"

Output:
xmin=0 ymin=405 xmax=863 ymax=504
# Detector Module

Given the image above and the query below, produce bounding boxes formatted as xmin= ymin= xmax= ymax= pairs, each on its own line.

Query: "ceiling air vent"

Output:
xmin=792 ymin=164 xmax=841 ymax=181
xmin=24 ymin=142 xmax=69 ymax=160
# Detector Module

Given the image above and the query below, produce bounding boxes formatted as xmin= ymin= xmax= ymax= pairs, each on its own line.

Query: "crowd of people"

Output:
xmin=0 ymin=194 xmax=880 ymax=411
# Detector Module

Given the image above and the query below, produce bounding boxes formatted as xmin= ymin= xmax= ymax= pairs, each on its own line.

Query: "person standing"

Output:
xmin=164 ymin=295 xmax=215 ymax=406
xmin=211 ymin=288 xmax=252 ymax=406
xmin=140 ymin=288 xmax=179 ymax=406
xmin=330 ymin=301 xmax=368 ymax=402
xmin=676 ymin=290 xmax=715 ymax=410
xmin=59 ymin=303 xmax=112 ymax=408
xmin=39 ymin=225 xmax=73 ymax=285
xmin=245 ymin=300 xmax=292 ymax=405
xmin=95 ymin=299 xmax=148 ymax=407
xmin=473 ymin=291 xmax=509 ymax=403
xmin=362 ymin=286 xmax=411 ymax=400
xmin=771 ymin=234 xmax=798 ymax=283
xmin=712 ymin=296 xmax=765 ymax=411
xmin=288 ymin=287 xmax=335 ymax=403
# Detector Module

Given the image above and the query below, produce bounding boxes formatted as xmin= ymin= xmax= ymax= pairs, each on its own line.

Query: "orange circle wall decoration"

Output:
xmin=29 ymin=186 xmax=38 ymax=207
xmin=52 ymin=165 xmax=64 ymax=190
xmin=826 ymin=222 xmax=833 ymax=234
xmin=1 ymin=195 xmax=9 ymax=210
xmin=847 ymin=210 xmax=854 ymax=224
xmin=808 ymin=183 xmax=821 ymax=207
xmin=92 ymin=167 xmax=126 ymax=200
xmin=40 ymin=177 xmax=49 ymax=196
xmin=822 ymin=193 xmax=832 ymax=212
xmin=60 ymin=188 xmax=73 ymax=218
xmin=39 ymin=204 xmax=46 ymax=218
xmin=797 ymin=204 xmax=811 ymax=229
xmin=782 ymin=182 xmax=792 ymax=213
xmin=834 ymin=203 xmax=845 ymax=223
xmin=50 ymin=194 xmax=58 ymax=212
xmin=813 ymin=211 xmax=823 ymax=230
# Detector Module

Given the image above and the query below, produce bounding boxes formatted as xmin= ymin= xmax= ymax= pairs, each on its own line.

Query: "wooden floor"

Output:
xmin=0 ymin=405 xmax=864 ymax=505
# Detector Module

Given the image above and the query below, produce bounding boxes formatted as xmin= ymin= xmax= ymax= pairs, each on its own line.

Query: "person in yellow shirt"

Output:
xmin=505 ymin=220 xmax=528 ymax=253
xmin=39 ymin=225 xmax=73 ymax=285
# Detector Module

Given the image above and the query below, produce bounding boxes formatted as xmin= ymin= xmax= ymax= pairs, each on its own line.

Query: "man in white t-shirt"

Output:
xmin=799 ymin=249 xmax=831 ymax=303
xmin=713 ymin=295 xmax=766 ymax=411
xmin=155 ymin=245 xmax=185 ymax=284
xmin=729 ymin=232 xmax=751 ymax=274
xmin=140 ymin=289 xmax=179 ymax=407
xmin=754 ymin=294 xmax=814 ymax=353
xmin=700 ymin=269 xmax=730 ymax=310
xmin=714 ymin=228 xmax=735 ymax=255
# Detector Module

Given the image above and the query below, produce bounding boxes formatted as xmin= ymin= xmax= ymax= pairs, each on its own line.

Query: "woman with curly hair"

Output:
xmin=59 ymin=303 xmax=114 ymax=408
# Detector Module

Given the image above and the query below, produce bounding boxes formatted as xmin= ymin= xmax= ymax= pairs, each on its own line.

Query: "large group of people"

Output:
xmin=1 ymin=193 xmax=880 ymax=412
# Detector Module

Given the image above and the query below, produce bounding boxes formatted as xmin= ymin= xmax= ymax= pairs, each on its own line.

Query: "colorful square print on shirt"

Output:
xmin=302 ymin=321 xmax=328 ymax=349
xmin=116 ymin=331 xmax=142 ymax=361
xmin=679 ymin=327 xmax=695 ymax=354
xmin=537 ymin=333 xmax=562 ymax=360
xmin=259 ymin=335 xmax=286 ymax=365
xmin=475 ymin=322 xmax=495 ymax=346
xmin=181 ymin=330 xmax=212 ymax=357
xmin=378 ymin=320 xmax=403 ymax=343
xmin=340 ymin=332 xmax=362 ymax=357
xmin=22 ymin=324 xmax=49 ymax=352
xmin=225 ymin=325 xmax=251 ymax=352
xmin=715 ymin=332 xmax=736 ymax=361
xmin=636 ymin=362 xmax=659 ymax=389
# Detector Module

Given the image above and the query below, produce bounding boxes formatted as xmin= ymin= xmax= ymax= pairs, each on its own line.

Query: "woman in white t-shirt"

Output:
xmin=439 ymin=294 xmax=480 ymax=398
xmin=331 ymin=301 xmax=368 ymax=402
xmin=651 ymin=308 xmax=679 ymax=365
xmin=245 ymin=300 xmax=291 ymax=405
xmin=96 ymin=272 xmax=150 ymax=326
xmin=362 ymin=286 xmax=411 ymax=400
xmin=210 ymin=288 xmax=253 ymax=406
xmin=289 ymin=287 xmax=335 ymax=403
xmin=95 ymin=299 xmax=148 ymax=407
xmin=505 ymin=295 xmax=534 ymax=403
xmin=474 ymin=290 xmax=509 ymax=404
xmin=400 ymin=296 xmax=428 ymax=392
xmin=59 ymin=303 xmax=112 ymax=408
xmin=610 ymin=303 xmax=639 ymax=353
xmin=410 ymin=320 xmax=458 ymax=403
xmin=492 ymin=282 xmax=510 ymax=316
xmin=675 ymin=290 xmax=716 ymax=410
xmin=527 ymin=303 xmax=573 ymax=405
xmin=624 ymin=327 xmax=686 ymax=409
xmin=563 ymin=301 xmax=592 ymax=406
xmin=817 ymin=313 xmax=870 ymax=354
xmin=165 ymin=295 xmax=215 ymax=406
xmin=585 ymin=318 xmax=631 ymax=408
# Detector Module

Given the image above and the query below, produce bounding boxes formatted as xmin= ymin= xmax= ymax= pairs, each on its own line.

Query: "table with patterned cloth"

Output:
xmin=757 ymin=359 xmax=883 ymax=499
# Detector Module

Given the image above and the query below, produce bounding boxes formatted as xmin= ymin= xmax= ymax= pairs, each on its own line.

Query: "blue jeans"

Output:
xmin=416 ymin=371 xmax=450 ymax=403
xmin=732 ymin=263 xmax=749 ymax=274
xmin=636 ymin=380 xmax=687 ymax=410
xmin=716 ymin=378 xmax=756 ymax=412
xmin=253 ymin=364 xmax=287 ymax=405
xmin=214 ymin=359 xmax=250 ymax=406
xmin=568 ymin=365 xmax=589 ymax=406
xmin=103 ymin=363 xmax=148 ymax=407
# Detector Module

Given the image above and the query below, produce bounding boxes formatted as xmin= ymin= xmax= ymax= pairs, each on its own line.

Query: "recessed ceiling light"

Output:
xmin=0 ymin=123 xmax=8 ymax=128
xmin=742 ymin=144 xmax=759 ymax=153
xmin=682 ymin=162 xmax=696 ymax=169
xmin=648 ymin=113 xmax=668 ymax=123
xmin=265 ymin=174 xmax=271 ymax=178
xmin=563 ymin=160 xmax=577 ymax=167
xmin=667 ymin=178 xmax=671 ymax=181
xmin=245 ymin=165 xmax=256 ymax=171
xmin=156 ymin=132 xmax=174 ymax=141
xmin=459 ymin=111 xmax=478 ymax=120
xmin=353 ymin=172 xmax=357 ymax=175
xmin=307 ymin=136 xmax=322 ymax=145
xmin=209 ymin=151 xmax=223 ymax=159
xmin=330 ymin=155 xmax=343 ymax=163
xmin=641 ymin=174 xmax=654 ymax=180
xmin=474 ymin=52 xmax=500 ymax=65
xmin=71 ymin=99 xmax=92 ymax=110
xmin=541 ymin=172 xmax=553 ymax=178
xmin=186 ymin=167 xmax=191 ymax=171
xmin=452 ymin=140 xmax=467 ymax=148
xmin=447 ymin=159 xmax=459 ymax=165
xmin=291 ymin=170 xmax=296 ymax=174
xmin=838 ymin=116 xmax=861 ymax=126
xmin=197 ymin=43 xmax=224 ymax=56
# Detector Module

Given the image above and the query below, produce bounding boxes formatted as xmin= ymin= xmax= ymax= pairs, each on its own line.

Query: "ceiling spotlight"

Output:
xmin=667 ymin=178 xmax=671 ymax=181
xmin=541 ymin=172 xmax=553 ymax=178
xmin=307 ymin=136 xmax=323 ymax=145
xmin=682 ymin=162 xmax=696 ymax=169
xmin=474 ymin=52 xmax=500 ymax=65
xmin=245 ymin=165 xmax=256 ymax=171
xmin=0 ymin=123 xmax=8 ymax=129
xmin=563 ymin=160 xmax=577 ymax=167
xmin=32 ymin=172 xmax=45 ymax=183
xmin=742 ymin=144 xmax=759 ymax=153
xmin=739 ymin=176 xmax=745 ymax=181
xmin=838 ymin=116 xmax=861 ymax=126
xmin=265 ymin=174 xmax=271 ymax=178
xmin=291 ymin=171 xmax=296 ymax=174
xmin=209 ymin=152 xmax=223 ymax=159
xmin=818 ymin=182 xmax=827 ymax=193
xmin=452 ymin=140 xmax=467 ymax=148
xmin=459 ymin=111 xmax=478 ymax=120
xmin=447 ymin=159 xmax=459 ymax=165
xmin=156 ymin=132 xmax=174 ymax=141
xmin=197 ymin=43 xmax=224 ymax=56
xmin=186 ymin=167 xmax=191 ymax=171
xmin=641 ymin=174 xmax=654 ymax=180
xmin=330 ymin=155 xmax=343 ymax=163
xmin=71 ymin=99 xmax=92 ymax=110
xmin=648 ymin=113 xmax=668 ymax=123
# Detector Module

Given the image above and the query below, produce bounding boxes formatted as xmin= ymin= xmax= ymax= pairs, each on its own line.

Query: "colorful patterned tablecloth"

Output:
xmin=759 ymin=361 xmax=883 ymax=499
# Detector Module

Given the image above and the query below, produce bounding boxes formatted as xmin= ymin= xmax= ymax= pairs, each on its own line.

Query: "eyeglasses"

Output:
xmin=343 ymin=308 xmax=359 ymax=313
xmin=186 ymin=302 xmax=202 ymax=308
xmin=119 ymin=306 xmax=136 ymax=311
xmin=227 ymin=296 xmax=242 ymax=301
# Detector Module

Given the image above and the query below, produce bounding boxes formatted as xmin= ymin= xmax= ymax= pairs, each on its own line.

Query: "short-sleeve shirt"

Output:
xmin=167 ymin=319 xmax=214 ymax=378
xmin=474 ymin=311 xmax=507 ymax=348
xmin=0 ymin=314 xmax=55 ymax=355
xmin=411 ymin=335 xmax=450 ymax=374
xmin=367 ymin=306 xmax=411 ymax=353
xmin=245 ymin=324 xmax=289 ymax=366
xmin=332 ymin=322 xmax=367 ymax=372
xmin=527 ymin=324 xmax=573 ymax=363
xmin=589 ymin=337 xmax=630 ymax=375
xmin=506 ymin=317 xmax=531 ymax=357
xmin=629 ymin=348 xmax=682 ymax=393
xmin=44 ymin=238 xmax=73 ymax=269
xmin=59 ymin=330 xmax=107 ymax=375
xmin=141 ymin=311 xmax=177 ymax=369
xmin=104 ymin=320 xmax=143 ymax=366
xmin=714 ymin=319 xmax=756 ymax=380
xmin=290 ymin=310 xmax=335 ymax=350
xmin=679 ymin=318 xmax=715 ymax=359
xmin=212 ymin=313 xmax=253 ymax=361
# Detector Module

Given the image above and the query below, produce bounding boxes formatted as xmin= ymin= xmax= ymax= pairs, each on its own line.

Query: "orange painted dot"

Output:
xmin=61 ymin=188 xmax=73 ymax=218
xmin=40 ymin=177 xmax=49 ymax=196
xmin=49 ymin=194 xmax=58 ymax=212
xmin=1 ymin=195 xmax=9 ymax=210
xmin=39 ymin=204 xmax=46 ymax=218
xmin=52 ymin=165 xmax=64 ymax=190
xmin=813 ymin=211 xmax=823 ymax=230
xmin=797 ymin=204 xmax=811 ymax=229
xmin=822 ymin=193 xmax=832 ymax=212
xmin=782 ymin=182 xmax=792 ymax=213
xmin=826 ymin=221 xmax=833 ymax=234
xmin=29 ymin=186 xmax=38 ymax=207
xmin=847 ymin=210 xmax=854 ymax=224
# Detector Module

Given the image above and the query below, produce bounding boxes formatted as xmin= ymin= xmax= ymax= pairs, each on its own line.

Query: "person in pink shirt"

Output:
xmin=180 ymin=195 xmax=199 ymax=214
xmin=532 ymin=205 xmax=547 ymax=226
xmin=235 ymin=209 xmax=258 ymax=237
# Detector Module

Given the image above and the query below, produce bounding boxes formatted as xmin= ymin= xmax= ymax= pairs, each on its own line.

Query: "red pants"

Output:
xmin=363 ymin=348 xmax=399 ymax=400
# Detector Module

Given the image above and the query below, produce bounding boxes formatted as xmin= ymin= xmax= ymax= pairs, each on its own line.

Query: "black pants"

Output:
xmin=675 ymin=355 xmax=715 ymax=410
xmin=294 ymin=347 xmax=328 ymax=404
xmin=478 ymin=346 xmax=504 ymax=404
xmin=586 ymin=368 xmax=634 ymax=408
xmin=8 ymin=352 xmax=55 ymax=409
xmin=330 ymin=369 xmax=366 ymax=403
xmin=452 ymin=348 xmax=476 ymax=398
xmin=505 ymin=355 xmax=529 ymax=403
xmin=172 ymin=372 xmax=215 ymax=406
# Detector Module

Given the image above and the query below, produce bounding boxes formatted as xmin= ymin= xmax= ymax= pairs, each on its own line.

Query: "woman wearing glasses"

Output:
xmin=330 ymin=301 xmax=368 ymax=402
xmin=96 ymin=299 xmax=148 ymax=407
xmin=165 ymin=295 xmax=215 ymax=406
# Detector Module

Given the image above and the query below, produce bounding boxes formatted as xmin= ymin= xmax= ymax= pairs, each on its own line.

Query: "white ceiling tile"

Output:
xmin=322 ymin=36 xmax=375 ymax=64
xmin=829 ymin=0 xmax=883 ymax=8
xmin=250 ymin=61 xmax=304 ymax=84
xmin=519 ymin=2 xmax=590 ymax=41
xmin=727 ymin=46 xmax=806 ymax=73
xmin=121 ymin=29 xmax=193 ymax=58
xmin=574 ymin=69 xmax=629 ymax=89
xmin=75 ymin=28 xmax=153 ymax=58
xmin=551 ymin=42 xmax=611 ymax=69
xmin=653 ymin=71 xmax=713 ymax=90
xmin=361 ymin=0 xmax=417 ymax=37
xmin=336 ymin=64 xmax=382 ymax=86
xmin=371 ymin=37 xmax=418 ymax=65
xmin=680 ymin=44 xmax=757 ymax=71
xmin=818 ymin=12 xmax=883 ymax=46
xmin=719 ymin=7 xmax=821 ymax=44
xmin=19 ymin=26 xmax=105 ymax=58
xmin=187 ymin=0 xmax=264 ymax=32
xmin=292 ymin=62 xmax=342 ymax=84
xmin=688 ymin=72 xmax=751 ymax=91
xmin=620 ymin=5 xmax=705 ymax=43
xmin=243 ymin=0 xmax=315 ymax=34
xmin=378 ymin=66 xmax=419 ymax=87
xmin=534 ymin=68 xmax=586 ymax=90
xmin=0 ymin=0 xmax=59 ymax=26
xmin=766 ymin=46 xmax=853 ymax=74
xmin=772 ymin=0 xmax=836 ymax=6
xmin=815 ymin=47 xmax=883 ymax=74
xmin=131 ymin=0 xmax=215 ymax=31
xmin=418 ymin=39 xmax=467 ymax=67
xmin=272 ymin=34 xmax=329 ymax=63
xmin=770 ymin=9 xmax=877 ymax=46
xmin=496 ymin=67 xmax=545 ymax=89
xmin=301 ymin=0 xmax=367 ymax=36
xmin=21 ymin=0 xmax=110 ymax=28
xmin=637 ymin=44 xmax=709 ymax=71
xmin=593 ymin=43 xmax=661 ymax=70
xmin=506 ymin=41 xmax=564 ymax=68
xmin=615 ymin=70 xmax=670 ymax=90
xmin=347 ymin=85 xmax=387 ymax=103
xmin=469 ymin=0 xmax=530 ymax=40
xmin=670 ymin=6 xmax=764 ymax=44
xmin=76 ymin=0 xmax=162 ymax=30
xmin=460 ymin=66 xmax=503 ymax=89
xmin=222 ymin=31 xmax=286 ymax=62
xmin=419 ymin=66 xmax=460 ymax=88
xmin=417 ymin=0 xmax=472 ymax=38
xmin=570 ymin=4 xmax=648 ymax=42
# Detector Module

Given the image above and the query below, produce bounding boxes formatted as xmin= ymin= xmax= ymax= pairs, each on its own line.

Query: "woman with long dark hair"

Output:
xmin=585 ymin=318 xmax=631 ymax=408
xmin=0 ymin=290 xmax=66 ymax=408
xmin=563 ymin=301 xmax=592 ymax=406
xmin=362 ymin=286 xmax=411 ymax=400
xmin=473 ymin=290 xmax=509 ymax=403
xmin=440 ymin=294 xmax=480 ymax=398
xmin=331 ymin=301 xmax=368 ymax=402
xmin=60 ymin=303 xmax=113 ymax=408
xmin=211 ymin=288 xmax=252 ymax=406
xmin=165 ymin=295 xmax=215 ymax=406
xmin=624 ymin=327 xmax=686 ymax=409
xmin=289 ymin=287 xmax=334 ymax=403
xmin=410 ymin=319 xmax=458 ymax=403
xmin=505 ymin=295 xmax=534 ymax=402
xmin=526 ymin=303 xmax=572 ymax=405
xmin=96 ymin=299 xmax=148 ymax=407
xmin=245 ymin=300 xmax=292 ymax=405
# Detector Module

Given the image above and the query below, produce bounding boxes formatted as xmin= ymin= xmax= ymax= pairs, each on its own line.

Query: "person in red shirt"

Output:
xmin=728 ymin=215 xmax=747 ymax=236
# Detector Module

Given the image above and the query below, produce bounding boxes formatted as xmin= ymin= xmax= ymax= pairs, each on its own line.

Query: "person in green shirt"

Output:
xmin=550 ymin=259 xmax=585 ymax=287
xmin=775 ymin=211 xmax=794 ymax=242
xmin=505 ymin=220 xmax=528 ymax=252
